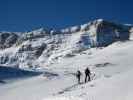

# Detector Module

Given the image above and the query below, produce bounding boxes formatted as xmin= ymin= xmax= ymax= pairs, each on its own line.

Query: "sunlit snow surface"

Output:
xmin=0 ymin=39 xmax=133 ymax=100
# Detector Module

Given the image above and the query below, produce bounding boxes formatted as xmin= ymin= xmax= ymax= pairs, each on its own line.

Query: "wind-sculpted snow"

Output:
xmin=0 ymin=19 xmax=131 ymax=68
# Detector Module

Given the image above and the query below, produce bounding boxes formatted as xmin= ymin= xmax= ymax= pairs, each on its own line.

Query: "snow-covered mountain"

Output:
xmin=0 ymin=19 xmax=132 ymax=68
xmin=0 ymin=19 xmax=133 ymax=100
xmin=1 ymin=31 xmax=133 ymax=100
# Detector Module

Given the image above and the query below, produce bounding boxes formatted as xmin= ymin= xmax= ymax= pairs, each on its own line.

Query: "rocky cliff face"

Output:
xmin=0 ymin=19 xmax=131 ymax=68
xmin=0 ymin=32 xmax=19 ymax=49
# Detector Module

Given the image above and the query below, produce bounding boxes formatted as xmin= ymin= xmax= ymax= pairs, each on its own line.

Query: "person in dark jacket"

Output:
xmin=84 ymin=67 xmax=91 ymax=83
xmin=76 ymin=70 xmax=82 ymax=84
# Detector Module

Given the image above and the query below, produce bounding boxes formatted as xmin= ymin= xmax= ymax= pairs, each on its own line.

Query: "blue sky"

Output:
xmin=0 ymin=0 xmax=133 ymax=32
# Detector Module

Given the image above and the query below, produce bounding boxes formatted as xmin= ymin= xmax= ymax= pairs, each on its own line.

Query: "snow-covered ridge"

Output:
xmin=0 ymin=19 xmax=132 ymax=68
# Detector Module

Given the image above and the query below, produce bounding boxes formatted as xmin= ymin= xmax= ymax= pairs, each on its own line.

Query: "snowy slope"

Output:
xmin=0 ymin=38 xmax=133 ymax=100
xmin=44 ymin=40 xmax=133 ymax=100
xmin=47 ymin=69 xmax=133 ymax=100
